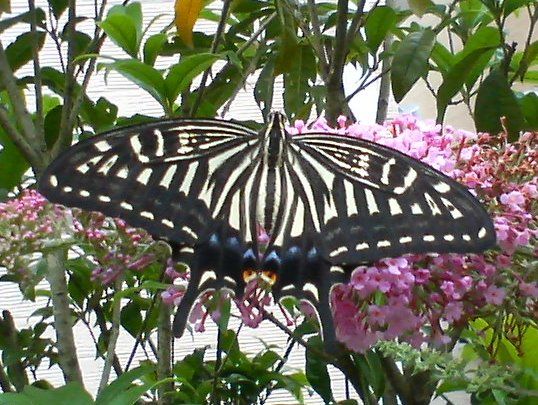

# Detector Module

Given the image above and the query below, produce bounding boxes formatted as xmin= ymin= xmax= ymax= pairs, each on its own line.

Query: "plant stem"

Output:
xmin=326 ymin=0 xmax=353 ymax=124
xmin=190 ymin=0 xmax=232 ymax=117
xmin=98 ymin=275 xmax=124 ymax=394
xmin=0 ymin=42 xmax=44 ymax=171
xmin=379 ymin=354 xmax=414 ymax=405
xmin=53 ymin=0 xmax=77 ymax=158
xmin=376 ymin=0 xmax=394 ymax=124
xmin=45 ymin=251 xmax=84 ymax=384
xmin=28 ymin=0 xmax=44 ymax=142
xmin=157 ymin=300 xmax=173 ymax=404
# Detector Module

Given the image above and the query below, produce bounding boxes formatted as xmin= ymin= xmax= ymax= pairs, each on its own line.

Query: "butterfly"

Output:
xmin=38 ymin=112 xmax=496 ymax=344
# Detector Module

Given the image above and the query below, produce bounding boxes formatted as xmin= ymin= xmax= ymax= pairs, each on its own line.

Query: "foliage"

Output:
xmin=0 ymin=0 xmax=537 ymax=404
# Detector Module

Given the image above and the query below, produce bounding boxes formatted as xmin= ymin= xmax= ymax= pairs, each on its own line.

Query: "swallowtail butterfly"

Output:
xmin=38 ymin=112 xmax=496 ymax=343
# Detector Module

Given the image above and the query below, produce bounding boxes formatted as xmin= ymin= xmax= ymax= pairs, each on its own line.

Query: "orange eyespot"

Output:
xmin=261 ymin=271 xmax=278 ymax=285
xmin=242 ymin=269 xmax=257 ymax=282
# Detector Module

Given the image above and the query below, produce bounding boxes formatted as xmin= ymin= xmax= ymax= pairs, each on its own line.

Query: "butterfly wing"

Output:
xmin=38 ymin=118 xmax=262 ymax=247
xmin=283 ymin=132 xmax=496 ymax=265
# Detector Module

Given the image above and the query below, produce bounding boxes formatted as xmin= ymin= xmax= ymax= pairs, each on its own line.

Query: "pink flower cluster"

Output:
xmin=293 ymin=115 xmax=536 ymax=352
xmin=0 ymin=189 xmax=64 ymax=287
xmin=75 ymin=214 xmax=156 ymax=284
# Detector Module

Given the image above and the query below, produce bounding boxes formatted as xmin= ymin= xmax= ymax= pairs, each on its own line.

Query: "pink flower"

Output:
xmin=500 ymin=191 xmax=526 ymax=211
xmin=519 ymin=282 xmax=538 ymax=298
xmin=161 ymin=286 xmax=184 ymax=306
xmin=484 ymin=286 xmax=506 ymax=305
xmin=444 ymin=301 xmax=464 ymax=323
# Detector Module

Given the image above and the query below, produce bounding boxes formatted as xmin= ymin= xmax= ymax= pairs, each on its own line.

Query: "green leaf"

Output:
xmin=254 ymin=55 xmax=275 ymax=120
xmin=96 ymin=365 xmax=154 ymax=405
xmin=305 ymin=336 xmax=333 ymax=404
xmin=0 ymin=383 xmax=93 ymax=405
xmin=454 ymin=26 xmax=500 ymax=64
xmin=0 ymin=0 xmax=10 ymax=14
xmin=121 ymin=301 xmax=143 ymax=337
xmin=49 ymin=0 xmax=68 ymax=18
xmin=44 ymin=105 xmax=62 ymax=149
xmin=513 ymin=41 xmax=538 ymax=81
xmin=407 ymin=0 xmax=435 ymax=17
xmin=430 ymin=42 xmax=455 ymax=74
xmin=4 ymin=31 xmax=46 ymax=73
xmin=0 ymin=112 xmax=29 ymax=190
xmin=436 ymin=46 xmax=496 ymax=123
xmin=164 ymin=53 xmax=222 ymax=104
xmin=391 ymin=28 xmax=436 ymax=102
xmin=503 ymin=0 xmax=535 ymax=17
xmin=100 ymin=59 xmax=166 ymax=106
xmin=99 ymin=14 xmax=139 ymax=57
xmin=283 ymin=45 xmax=316 ymax=120
xmin=436 ymin=377 xmax=469 ymax=395
xmin=0 ymin=8 xmax=46 ymax=32
xmin=60 ymin=30 xmax=92 ymax=58
xmin=143 ymin=33 xmax=167 ymax=66
xmin=474 ymin=68 xmax=525 ymax=140
xmin=365 ymin=6 xmax=397 ymax=53
xmin=518 ymin=92 xmax=538 ymax=130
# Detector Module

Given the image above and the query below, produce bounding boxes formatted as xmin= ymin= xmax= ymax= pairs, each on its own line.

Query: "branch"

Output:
xmin=0 ymin=41 xmax=44 ymax=171
xmin=306 ymin=0 xmax=329 ymax=79
xmin=325 ymin=0 xmax=354 ymax=124
xmin=511 ymin=4 xmax=538 ymax=83
xmin=98 ymin=276 xmax=124 ymax=394
xmin=52 ymin=0 xmax=77 ymax=157
xmin=45 ymin=251 xmax=84 ymax=384
xmin=190 ymin=0 xmax=233 ymax=117
xmin=28 ymin=0 xmax=44 ymax=141
xmin=379 ymin=354 xmax=414 ymax=405
xmin=157 ymin=300 xmax=173 ymax=404
xmin=345 ymin=0 xmax=368 ymax=48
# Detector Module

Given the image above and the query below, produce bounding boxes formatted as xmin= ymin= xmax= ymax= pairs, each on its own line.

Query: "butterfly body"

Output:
xmin=38 ymin=112 xmax=496 ymax=341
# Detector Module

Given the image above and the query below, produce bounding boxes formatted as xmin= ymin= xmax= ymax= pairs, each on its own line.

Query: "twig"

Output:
xmin=28 ymin=0 xmax=44 ymax=141
xmin=345 ymin=0 xmax=368 ymax=48
xmin=45 ymin=251 xmax=84 ymax=384
xmin=190 ymin=0 xmax=233 ymax=117
xmin=346 ymin=66 xmax=390 ymax=102
xmin=220 ymin=43 xmax=264 ymax=116
xmin=511 ymin=4 xmax=538 ymax=84
xmin=98 ymin=276 xmax=124 ymax=394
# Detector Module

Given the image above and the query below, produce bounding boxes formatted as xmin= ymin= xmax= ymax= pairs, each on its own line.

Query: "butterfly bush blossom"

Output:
xmin=0 ymin=190 xmax=157 ymax=291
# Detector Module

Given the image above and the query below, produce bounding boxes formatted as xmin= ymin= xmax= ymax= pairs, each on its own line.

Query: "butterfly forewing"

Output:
xmin=39 ymin=118 xmax=261 ymax=246
xmin=288 ymin=133 xmax=496 ymax=264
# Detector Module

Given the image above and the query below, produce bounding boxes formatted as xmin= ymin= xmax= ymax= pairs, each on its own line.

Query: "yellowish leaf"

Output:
xmin=0 ymin=0 xmax=11 ymax=15
xmin=174 ymin=0 xmax=204 ymax=47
